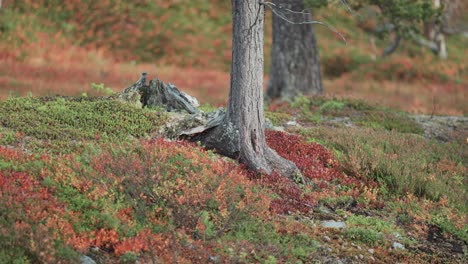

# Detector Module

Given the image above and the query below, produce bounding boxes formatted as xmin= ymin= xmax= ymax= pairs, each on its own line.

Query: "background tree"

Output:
xmin=267 ymin=0 xmax=324 ymax=100
xmin=349 ymin=0 xmax=443 ymax=57
xmin=267 ymin=0 xmax=440 ymax=99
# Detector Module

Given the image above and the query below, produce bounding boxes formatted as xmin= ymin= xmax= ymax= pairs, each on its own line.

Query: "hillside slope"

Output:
xmin=0 ymin=94 xmax=466 ymax=263
xmin=0 ymin=1 xmax=467 ymax=114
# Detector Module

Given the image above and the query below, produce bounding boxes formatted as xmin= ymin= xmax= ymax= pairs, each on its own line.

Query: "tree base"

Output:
xmin=192 ymin=120 xmax=304 ymax=184
xmin=121 ymin=74 xmax=304 ymax=183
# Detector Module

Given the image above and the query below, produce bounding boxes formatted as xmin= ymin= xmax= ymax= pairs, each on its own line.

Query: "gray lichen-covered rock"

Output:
xmin=321 ymin=220 xmax=346 ymax=229
xmin=80 ymin=255 xmax=96 ymax=264
xmin=117 ymin=90 xmax=143 ymax=109
xmin=411 ymin=115 xmax=467 ymax=141
xmin=161 ymin=112 xmax=208 ymax=139
xmin=392 ymin=242 xmax=405 ymax=250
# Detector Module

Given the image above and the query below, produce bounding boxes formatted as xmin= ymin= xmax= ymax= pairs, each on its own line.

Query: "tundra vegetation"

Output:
xmin=0 ymin=1 xmax=467 ymax=263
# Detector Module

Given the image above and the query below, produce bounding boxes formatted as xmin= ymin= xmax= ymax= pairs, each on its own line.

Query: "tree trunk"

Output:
xmin=422 ymin=0 xmax=448 ymax=59
xmin=198 ymin=0 xmax=303 ymax=182
xmin=267 ymin=0 xmax=323 ymax=100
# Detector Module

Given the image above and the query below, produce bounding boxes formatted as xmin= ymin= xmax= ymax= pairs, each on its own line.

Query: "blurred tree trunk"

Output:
xmin=267 ymin=0 xmax=323 ymax=100
xmin=200 ymin=0 xmax=302 ymax=181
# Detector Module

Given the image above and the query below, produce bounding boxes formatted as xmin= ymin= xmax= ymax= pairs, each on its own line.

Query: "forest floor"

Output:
xmin=0 ymin=92 xmax=466 ymax=263
xmin=0 ymin=2 xmax=467 ymax=263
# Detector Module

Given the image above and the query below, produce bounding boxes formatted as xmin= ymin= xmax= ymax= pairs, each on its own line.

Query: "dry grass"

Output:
xmin=325 ymin=78 xmax=467 ymax=115
xmin=0 ymin=54 xmax=230 ymax=105
xmin=0 ymin=28 xmax=465 ymax=115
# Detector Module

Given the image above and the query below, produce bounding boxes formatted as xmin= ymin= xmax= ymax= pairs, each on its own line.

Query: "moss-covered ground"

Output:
xmin=0 ymin=95 xmax=466 ymax=263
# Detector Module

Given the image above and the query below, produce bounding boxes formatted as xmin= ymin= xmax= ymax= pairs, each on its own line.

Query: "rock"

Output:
xmin=327 ymin=117 xmax=354 ymax=127
xmin=323 ymin=235 xmax=331 ymax=242
xmin=359 ymin=254 xmax=364 ymax=259
xmin=321 ymin=220 xmax=346 ymax=229
xmin=316 ymin=206 xmax=333 ymax=215
xmin=368 ymin=248 xmax=375 ymax=254
xmin=369 ymin=256 xmax=376 ymax=262
xmin=392 ymin=242 xmax=405 ymax=250
xmin=80 ymin=255 xmax=96 ymax=264
xmin=160 ymin=109 xmax=228 ymax=140
xmin=411 ymin=115 xmax=467 ymax=142
xmin=208 ymin=256 xmax=219 ymax=263
xmin=393 ymin=232 xmax=403 ymax=240
xmin=286 ymin=120 xmax=301 ymax=127
xmin=117 ymin=90 xmax=143 ymax=108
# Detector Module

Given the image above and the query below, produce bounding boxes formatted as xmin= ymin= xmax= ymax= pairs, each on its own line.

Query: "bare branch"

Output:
xmin=263 ymin=1 xmax=347 ymax=44
xmin=382 ymin=35 xmax=401 ymax=57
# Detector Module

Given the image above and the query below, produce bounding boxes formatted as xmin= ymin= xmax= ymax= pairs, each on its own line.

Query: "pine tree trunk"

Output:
xmin=197 ymin=0 xmax=302 ymax=181
xmin=267 ymin=0 xmax=323 ymax=100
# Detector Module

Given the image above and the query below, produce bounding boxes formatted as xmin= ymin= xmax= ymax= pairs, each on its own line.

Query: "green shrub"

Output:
xmin=344 ymin=227 xmax=385 ymax=246
xmin=265 ymin=111 xmax=292 ymax=126
xmin=0 ymin=96 xmax=166 ymax=153
xmin=346 ymin=215 xmax=400 ymax=234
xmin=322 ymin=50 xmax=372 ymax=78
xmin=301 ymin=127 xmax=467 ymax=213
xmin=288 ymin=97 xmax=423 ymax=134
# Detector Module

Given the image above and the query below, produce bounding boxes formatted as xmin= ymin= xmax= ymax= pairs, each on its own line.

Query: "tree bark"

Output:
xmin=267 ymin=0 xmax=323 ymax=100
xmin=199 ymin=0 xmax=303 ymax=182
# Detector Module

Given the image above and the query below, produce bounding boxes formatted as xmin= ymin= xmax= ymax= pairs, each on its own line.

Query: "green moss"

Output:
xmin=264 ymin=111 xmax=292 ymax=126
xmin=289 ymin=97 xmax=423 ymax=134
xmin=198 ymin=103 xmax=218 ymax=113
xmin=343 ymin=227 xmax=385 ymax=247
xmin=346 ymin=215 xmax=400 ymax=234
xmin=0 ymin=96 xmax=167 ymax=153
xmin=319 ymin=195 xmax=355 ymax=209
xmin=224 ymin=218 xmax=318 ymax=262
xmin=300 ymin=127 xmax=467 ymax=213
xmin=355 ymin=110 xmax=424 ymax=134
xmin=0 ymin=127 xmax=16 ymax=145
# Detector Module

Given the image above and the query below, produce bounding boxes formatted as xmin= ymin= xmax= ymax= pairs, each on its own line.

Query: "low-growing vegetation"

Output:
xmin=0 ymin=1 xmax=466 ymax=261
xmin=1 ymin=95 xmax=465 ymax=263
xmin=0 ymin=96 xmax=167 ymax=153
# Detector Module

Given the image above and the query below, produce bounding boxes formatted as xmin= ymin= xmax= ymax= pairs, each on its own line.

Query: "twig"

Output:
xmin=263 ymin=1 xmax=347 ymax=44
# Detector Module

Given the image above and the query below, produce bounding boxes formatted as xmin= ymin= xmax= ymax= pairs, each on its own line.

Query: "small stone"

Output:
xmin=323 ymin=236 xmax=331 ymax=242
xmin=368 ymin=248 xmax=375 ymax=254
xmin=80 ymin=255 xmax=96 ymax=264
xmin=369 ymin=256 xmax=376 ymax=262
xmin=327 ymin=247 xmax=333 ymax=253
xmin=392 ymin=242 xmax=405 ymax=250
xmin=321 ymin=220 xmax=346 ymax=229
xmin=208 ymin=256 xmax=219 ymax=262
xmin=356 ymin=245 xmax=362 ymax=250
xmin=354 ymin=256 xmax=359 ymax=260
xmin=335 ymin=259 xmax=344 ymax=264
xmin=393 ymin=232 xmax=403 ymax=240
xmin=316 ymin=206 xmax=333 ymax=214
xmin=286 ymin=120 xmax=300 ymax=127
xmin=359 ymin=254 xmax=364 ymax=259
